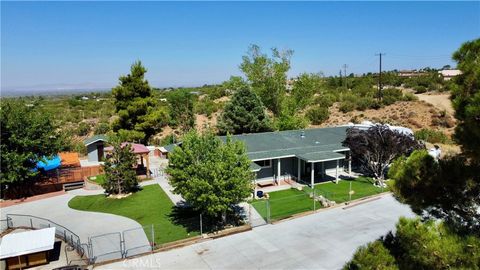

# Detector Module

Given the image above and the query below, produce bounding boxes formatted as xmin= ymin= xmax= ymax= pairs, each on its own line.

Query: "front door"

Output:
xmin=97 ymin=144 xmax=104 ymax=161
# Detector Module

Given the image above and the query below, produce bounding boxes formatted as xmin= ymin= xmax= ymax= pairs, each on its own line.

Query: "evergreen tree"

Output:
xmin=102 ymin=142 xmax=138 ymax=195
xmin=217 ymin=88 xmax=272 ymax=135
xmin=112 ymin=61 xmax=168 ymax=143
xmin=344 ymin=39 xmax=480 ymax=269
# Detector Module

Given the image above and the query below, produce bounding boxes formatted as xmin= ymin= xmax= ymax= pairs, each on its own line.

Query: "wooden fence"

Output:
xmin=40 ymin=166 xmax=103 ymax=185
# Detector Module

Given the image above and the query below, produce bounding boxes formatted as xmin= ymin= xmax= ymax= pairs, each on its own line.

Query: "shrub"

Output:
xmin=414 ymin=85 xmax=427 ymax=94
xmin=314 ymin=93 xmax=336 ymax=108
xmin=403 ymin=92 xmax=418 ymax=101
xmin=414 ymin=128 xmax=451 ymax=144
xmin=94 ymin=122 xmax=110 ymax=135
xmin=306 ymin=106 xmax=329 ymax=125
xmin=76 ymin=122 xmax=91 ymax=136
xmin=382 ymin=88 xmax=403 ymax=105
xmin=343 ymin=241 xmax=398 ymax=270
xmin=339 ymin=101 xmax=356 ymax=113
xmin=356 ymin=96 xmax=375 ymax=111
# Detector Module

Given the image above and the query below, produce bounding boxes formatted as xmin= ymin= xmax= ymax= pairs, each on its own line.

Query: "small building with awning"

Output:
xmin=0 ymin=228 xmax=56 ymax=270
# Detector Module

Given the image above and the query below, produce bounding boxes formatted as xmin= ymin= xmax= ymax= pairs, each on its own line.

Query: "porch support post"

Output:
xmin=321 ymin=162 xmax=325 ymax=178
xmin=277 ymin=158 xmax=281 ymax=184
xmin=335 ymin=159 xmax=339 ymax=184
xmin=146 ymin=154 xmax=151 ymax=178
xmin=348 ymin=152 xmax=352 ymax=174
xmin=311 ymin=162 xmax=315 ymax=188
xmin=253 ymin=173 xmax=257 ymax=199
xmin=297 ymin=158 xmax=301 ymax=182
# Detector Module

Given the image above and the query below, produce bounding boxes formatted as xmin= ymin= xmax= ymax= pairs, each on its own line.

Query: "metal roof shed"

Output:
xmin=0 ymin=228 xmax=56 ymax=269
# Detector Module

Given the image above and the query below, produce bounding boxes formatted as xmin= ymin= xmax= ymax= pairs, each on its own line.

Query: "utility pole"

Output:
xmin=375 ymin=53 xmax=385 ymax=101
xmin=342 ymin=64 xmax=348 ymax=89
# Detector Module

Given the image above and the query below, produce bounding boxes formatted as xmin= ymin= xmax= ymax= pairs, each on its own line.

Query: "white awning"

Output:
xmin=0 ymin=227 xmax=56 ymax=259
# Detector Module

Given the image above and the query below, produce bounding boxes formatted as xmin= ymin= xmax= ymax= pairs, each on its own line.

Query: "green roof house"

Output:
xmin=165 ymin=126 xmax=352 ymax=188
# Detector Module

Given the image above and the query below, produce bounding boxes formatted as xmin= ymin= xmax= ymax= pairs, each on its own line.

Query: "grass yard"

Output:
xmin=68 ymin=185 xmax=199 ymax=245
xmin=88 ymin=174 xmax=106 ymax=186
xmin=251 ymin=189 xmax=320 ymax=221
xmin=311 ymin=177 xmax=388 ymax=203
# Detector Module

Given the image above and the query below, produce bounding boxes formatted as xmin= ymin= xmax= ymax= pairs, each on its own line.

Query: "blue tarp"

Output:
xmin=35 ymin=155 xmax=61 ymax=171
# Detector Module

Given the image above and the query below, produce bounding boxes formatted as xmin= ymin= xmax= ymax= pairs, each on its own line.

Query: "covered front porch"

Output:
xmin=251 ymin=150 xmax=352 ymax=196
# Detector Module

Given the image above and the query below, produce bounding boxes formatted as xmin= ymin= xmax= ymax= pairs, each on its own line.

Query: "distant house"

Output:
xmin=83 ymin=135 xmax=108 ymax=162
xmin=397 ymin=70 xmax=427 ymax=78
xmin=438 ymin=69 xmax=461 ymax=81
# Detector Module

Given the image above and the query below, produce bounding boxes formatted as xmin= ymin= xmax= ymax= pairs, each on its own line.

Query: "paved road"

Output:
xmin=1 ymin=189 xmax=150 ymax=262
xmin=97 ymin=195 xmax=415 ymax=270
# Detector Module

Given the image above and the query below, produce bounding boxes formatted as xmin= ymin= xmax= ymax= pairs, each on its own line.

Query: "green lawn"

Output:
xmin=251 ymin=188 xmax=320 ymax=221
xmin=68 ymin=185 xmax=199 ymax=245
xmin=310 ymin=177 xmax=388 ymax=203
xmin=88 ymin=174 xmax=106 ymax=186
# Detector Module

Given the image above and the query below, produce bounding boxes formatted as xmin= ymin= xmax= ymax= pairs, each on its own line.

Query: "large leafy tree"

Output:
xmin=166 ymin=130 xmax=253 ymax=220
xmin=112 ymin=61 xmax=168 ymax=143
xmin=217 ymin=88 xmax=272 ymax=135
xmin=102 ymin=141 xmax=138 ymax=195
xmin=240 ymin=44 xmax=293 ymax=115
xmin=291 ymin=73 xmax=323 ymax=110
xmin=0 ymin=100 xmax=62 ymax=198
xmin=342 ymin=125 xmax=423 ymax=182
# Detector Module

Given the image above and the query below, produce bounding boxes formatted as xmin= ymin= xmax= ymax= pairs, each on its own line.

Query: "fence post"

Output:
xmin=30 ymin=218 xmax=33 ymax=229
xmin=266 ymin=199 xmax=270 ymax=224
xmin=200 ymin=214 xmax=203 ymax=236
xmin=349 ymin=181 xmax=352 ymax=203
xmin=151 ymin=224 xmax=154 ymax=251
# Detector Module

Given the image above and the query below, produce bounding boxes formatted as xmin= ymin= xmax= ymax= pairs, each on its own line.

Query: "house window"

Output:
xmin=255 ymin=160 xmax=271 ymax=168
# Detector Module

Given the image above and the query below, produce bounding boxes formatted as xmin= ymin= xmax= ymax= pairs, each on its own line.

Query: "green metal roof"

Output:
xmin=222 ymin=126 xmax=349 ymax=161
xmin=249 ymin=162 xmax=262 ymax=172
xmin=164 ymin=126 xmax=350 ymax=162
xmin=296 ymin=151 xmax=345 ymax=163
xmin=83 ymin=134 xmax=108 ymax=146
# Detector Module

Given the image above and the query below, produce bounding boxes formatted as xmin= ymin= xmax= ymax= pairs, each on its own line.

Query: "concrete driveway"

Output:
xmin=97 ymin=194 xmax=415 ymax=270
xmin=0 ymin=189 xmax=150 ymax=262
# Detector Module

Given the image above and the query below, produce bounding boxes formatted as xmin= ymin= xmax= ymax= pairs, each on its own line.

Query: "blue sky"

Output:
xmin=1 ymin=1 xmax=479 ymax=92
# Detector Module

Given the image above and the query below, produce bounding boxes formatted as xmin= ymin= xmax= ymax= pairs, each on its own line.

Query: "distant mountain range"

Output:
xmin=1 ymin=88 xmax=112 ymax=97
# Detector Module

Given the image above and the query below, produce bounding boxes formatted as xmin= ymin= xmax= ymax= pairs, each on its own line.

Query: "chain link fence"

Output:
xmin=5 ymin=214 xmax=87 ymax=264
xmin=249 ymin=179 xmax=388 ymax=225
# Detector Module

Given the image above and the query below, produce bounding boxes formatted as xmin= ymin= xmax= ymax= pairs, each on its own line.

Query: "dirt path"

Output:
xmin=416 ymin=93 xmax=454 ymax=115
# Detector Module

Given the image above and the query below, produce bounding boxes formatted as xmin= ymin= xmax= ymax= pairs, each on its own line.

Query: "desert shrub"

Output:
xmin=195 ymin=97 xmax=219 ymax=116
xmin=306 ymin=106 xmax=329 ymax=125
xmin=356 ymin=96 xmax=375 ymax=111
xmin=382 ymin=88 xmax=403 ymax=105
xmin=403 ymin=92 xmax=418 ymax=101
xmin=414 ymin=85 xmax=427 ymax=94
xmin=414 ymin=128 xmax=451 ymax=144
xmin=314 ymin=93 xmax=336 ymax=108
xmin=76 ymin=122 xmax=91 ymax=136
xmin=339 ymin=101 xmax=356 ymax=113
xmin=94 ymin=122 xmax=110 ymax=135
